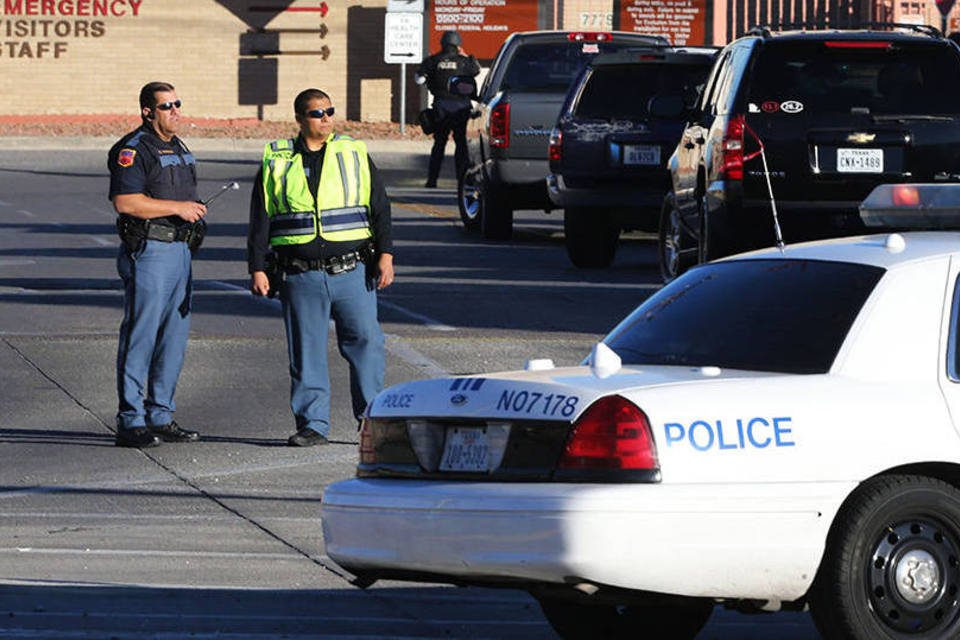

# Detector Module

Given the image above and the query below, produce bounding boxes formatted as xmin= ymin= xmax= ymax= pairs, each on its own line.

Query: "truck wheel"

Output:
xmin=481 ymin=185 xmax=512 ymax=240
xmin=809 ymin=475 xmax=960 ymax=640
xmin=457 ymin=166 xmax=482 ymax=231
xmin=536 ymin=595 xmax=713 ymax=640
xmin=564 ymin=207 xmax=619 ymax=268
xmin=658 ymin=193 xmax=695 ymax=282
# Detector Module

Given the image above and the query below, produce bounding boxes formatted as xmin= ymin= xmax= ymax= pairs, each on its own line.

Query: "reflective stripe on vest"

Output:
xmin=261 ymin=135 xmax=373 ymax=245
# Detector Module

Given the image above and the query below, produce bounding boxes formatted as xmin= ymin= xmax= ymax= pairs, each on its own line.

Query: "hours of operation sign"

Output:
xmin=384 ymin=11 xmax=422 ymax=64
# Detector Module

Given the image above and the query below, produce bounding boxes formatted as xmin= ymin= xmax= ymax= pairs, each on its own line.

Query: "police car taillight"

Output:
xmin=720 ymin=114 xmax=745 ymax=181
xmin=568 ymin=32 xmax=613 ymax=42
xmin=556 ymin=396 xmax=660 ymax=482
xmin=824 ymin=41 xmax=892 ymax=49
xmin=859 ymin=184 xmax=960 ymax=230
xmin=548 ymin=127 xmax=563 ymax=168
xmin=490 ymin=102 xmax=510 ymax=148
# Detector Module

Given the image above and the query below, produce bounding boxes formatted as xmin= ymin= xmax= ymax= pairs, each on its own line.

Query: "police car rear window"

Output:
xmin=748 ymin=41 xmax=960 ymax=115
xmin=605 ymin=259 xmax=884 ymax=374
xmin=501 ymin=42 xmax=639 ymax=93
xmin=575 ymin=63 xmax=708 ymax=119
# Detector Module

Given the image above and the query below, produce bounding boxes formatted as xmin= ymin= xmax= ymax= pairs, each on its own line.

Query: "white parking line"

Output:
xmin=88 ymin=236 xmax=113 ymax=246
xmin=17 ymin=209 xmax=34 ymax=217
xmin=378 ymin=299 xmax=456 ymax=331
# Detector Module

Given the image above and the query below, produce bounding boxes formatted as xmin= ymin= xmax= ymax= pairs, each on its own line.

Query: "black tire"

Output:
xmin=536 ymin=595 xmax=713 ymax=640
xmin=658 ymin=193 xmax=696 ymax=283
xmin=809 ymin=475 xmax=960 ymax=640
xmin=563 ymin=207 xmax=619 ymax=268
xmin=696 ymin=193 xmax=733 ymax=264
xmin=457 ymin=165 xmax=483 ymax=231
xmin=480 ymin=184 xmax=512 ymax=240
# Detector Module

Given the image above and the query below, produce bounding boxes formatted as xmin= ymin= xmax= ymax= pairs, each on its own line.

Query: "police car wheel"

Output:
xmin=658 ymin=193 xmax=695 ymax=283
xmin=536 ymin=596 xmax=713 ymax=640
xmin=809 ymin=475 xmax=960 ymax=640
xmin=458 ymin=166 xmax=482 ymax=230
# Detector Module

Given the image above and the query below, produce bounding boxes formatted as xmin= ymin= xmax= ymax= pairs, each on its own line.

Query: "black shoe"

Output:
xmin=288 ymin=428 xmax=329 ymax=447
xmin=116 ymin=427 xmax=161 ymax=449
xmin=424 ymin=180 xmax=437 ymax=188
xmin=149 ymin=421 xmax=200 ymax=443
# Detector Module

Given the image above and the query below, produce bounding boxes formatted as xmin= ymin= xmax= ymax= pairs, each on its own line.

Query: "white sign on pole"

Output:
xmin=384 ymin=12 xmax=423 ymax=64
xmin=387 ymin=0 xmax=424 ymax=12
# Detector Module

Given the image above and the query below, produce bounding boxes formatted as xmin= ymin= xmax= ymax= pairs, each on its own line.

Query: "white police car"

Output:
xmin=322 ymin=185 xmax=960 ymax=640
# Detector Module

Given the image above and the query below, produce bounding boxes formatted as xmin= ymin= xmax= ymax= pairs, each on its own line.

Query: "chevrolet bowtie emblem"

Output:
xmin=847 ymin=132 xmax=876 ymax=144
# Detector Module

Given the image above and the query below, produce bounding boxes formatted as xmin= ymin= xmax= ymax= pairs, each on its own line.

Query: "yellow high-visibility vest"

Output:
xmin=261 ymin=134 xmax=373 ymax=245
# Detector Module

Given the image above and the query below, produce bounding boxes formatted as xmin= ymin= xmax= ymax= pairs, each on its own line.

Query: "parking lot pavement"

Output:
xmin=0 ymin=146 xmax=822 ymax=638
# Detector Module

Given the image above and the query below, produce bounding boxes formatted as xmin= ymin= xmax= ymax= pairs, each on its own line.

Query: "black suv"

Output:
xmin=547 ymin=46 xmax=716 ymax=268
xmin=457 ymin=30 xmax=669 ymax=240
xmin=663 ymin=24 xmax=960 ymax=281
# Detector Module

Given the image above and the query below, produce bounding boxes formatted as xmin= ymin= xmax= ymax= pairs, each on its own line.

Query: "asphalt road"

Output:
xmin=0 ymin=141 xmax=820 ymax=639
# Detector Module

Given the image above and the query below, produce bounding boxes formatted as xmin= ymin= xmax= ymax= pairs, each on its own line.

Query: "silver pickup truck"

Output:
xmin=458 ymin=30 xmax=670 ymax=240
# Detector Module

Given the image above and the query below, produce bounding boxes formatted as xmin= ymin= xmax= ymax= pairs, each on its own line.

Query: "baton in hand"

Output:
xmin=202 ymin=181 xmax=240 ymax=206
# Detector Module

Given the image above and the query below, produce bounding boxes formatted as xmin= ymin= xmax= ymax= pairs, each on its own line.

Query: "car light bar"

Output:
xmin=859 ymin=184 xmax=960 ymax=229
xmin=824 ymin=41 xmax=893 ymax=49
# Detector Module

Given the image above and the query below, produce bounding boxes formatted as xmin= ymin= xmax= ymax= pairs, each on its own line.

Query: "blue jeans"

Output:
xmin=116 ymin=240 xmax=192 ymax=429
xmin=281 ymin=264 xmax=385 ymax=437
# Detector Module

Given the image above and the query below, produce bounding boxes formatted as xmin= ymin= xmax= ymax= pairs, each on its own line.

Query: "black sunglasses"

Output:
xmin=155 ymin=100 xmax=182 ymax=111
xmin=305 ymin=106 xmax=335 ymax=119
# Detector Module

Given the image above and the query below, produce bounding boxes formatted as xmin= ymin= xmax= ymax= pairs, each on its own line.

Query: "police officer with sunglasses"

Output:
xmin=107 ymin=81 xmax=206 ymax=448
xmin=247 ymin=88 xmax=394 ymax=447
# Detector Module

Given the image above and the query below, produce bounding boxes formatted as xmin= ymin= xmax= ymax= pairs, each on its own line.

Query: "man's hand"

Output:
xmin=377 ymin=253 xmax=394 ymax=290
xmin=175 ymin=201 xmax=207 ymax=223
xmin=250 ymin=271 xmax=271 ymax=297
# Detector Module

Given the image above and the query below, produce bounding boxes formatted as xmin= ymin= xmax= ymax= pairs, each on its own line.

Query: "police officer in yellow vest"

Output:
xmin=247 ymin=88 xmax=394 ymax=446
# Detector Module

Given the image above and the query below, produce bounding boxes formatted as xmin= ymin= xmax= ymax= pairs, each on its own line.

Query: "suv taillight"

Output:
xmin=568 ymin=32 xmax=613 ymax=42
xmin=557 ymin=396 xmax=659 ymax=479
xmin=548 ymin=127 xmax=563 ymax=168
xmin=720 ymin=114 xmax=745 ymax=181
xmin=490 ymin=102 xmax=510 ymax=148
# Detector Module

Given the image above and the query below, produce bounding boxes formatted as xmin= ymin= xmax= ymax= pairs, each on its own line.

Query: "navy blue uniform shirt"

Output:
xmin=108 ymin=124 xmax=199 ymax=228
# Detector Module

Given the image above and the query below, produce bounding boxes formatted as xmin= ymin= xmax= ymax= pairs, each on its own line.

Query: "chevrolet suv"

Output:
xmin=662 ymin=24 xmax=960 ymax=281
xmin=457 ymin=30 xmax=670 ymax=240
xmin=547 ymin=46 xmax=716 ymax=267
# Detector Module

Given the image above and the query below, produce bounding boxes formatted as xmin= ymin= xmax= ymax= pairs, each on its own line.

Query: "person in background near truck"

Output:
xmin=247 ymin=88 xmax=394 ymax=447
xmin=108 ymin=81 xmax=206 ymax=449
xmin=415 ymin=30 xmax=480 ymax=188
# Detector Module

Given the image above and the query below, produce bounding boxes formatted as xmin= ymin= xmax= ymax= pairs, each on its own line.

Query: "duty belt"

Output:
xmin=144 ymin=222 xmax=197 ymax=243
xmin=281 ymin=245 xmax=373 ymax=276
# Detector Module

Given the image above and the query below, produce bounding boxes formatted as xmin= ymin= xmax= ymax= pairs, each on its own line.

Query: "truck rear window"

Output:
xmin=575 ymin=63 xmax=709 ymax=119
xmin=747 ymin=41 xmax=960 ymax=115
xmin=501 ymin=42 xmax=640 ymax=93
xmin=604 ymin=259 xmax=884 ymax=374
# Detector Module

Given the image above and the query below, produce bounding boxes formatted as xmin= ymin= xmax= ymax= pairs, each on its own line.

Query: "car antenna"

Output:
xmin=743 ymin=122 xmax=785 ymax=252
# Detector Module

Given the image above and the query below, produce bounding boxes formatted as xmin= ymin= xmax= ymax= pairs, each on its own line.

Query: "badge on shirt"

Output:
xmin=118 ymin=148 xmax=137 ymax=167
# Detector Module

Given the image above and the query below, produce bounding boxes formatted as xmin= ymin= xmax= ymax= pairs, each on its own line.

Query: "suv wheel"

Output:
xmin=658 ymin=193 xmax=695 ymax=282
xmin=481 ymin=184 xmax=512 ymax=240
xmin=457 ymin=166 xmax=483 ymax=231
xmin=564 ymin=207 xmax=619 ymax=268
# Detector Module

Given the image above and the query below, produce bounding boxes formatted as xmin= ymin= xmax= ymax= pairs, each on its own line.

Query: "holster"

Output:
xmin=264 ymin=252 xmax=282 ymax=299
xmin=116 ymin=216 xmax=146 ymax=253
xmin=186 ymin=219 xmax=206 ymax=253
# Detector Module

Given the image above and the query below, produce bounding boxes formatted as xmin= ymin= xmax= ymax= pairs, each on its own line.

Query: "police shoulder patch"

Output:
xmin=117 ymin=148 xmax=137 ymax=167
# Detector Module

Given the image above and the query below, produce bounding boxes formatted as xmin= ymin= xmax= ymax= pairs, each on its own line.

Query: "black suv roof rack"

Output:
xmin=746 ymin=22 xmax=943 ymax=39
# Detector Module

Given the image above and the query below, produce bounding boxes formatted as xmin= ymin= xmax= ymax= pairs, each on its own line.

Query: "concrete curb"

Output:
xmin=0 ymin=136 xmax=434 ymax=154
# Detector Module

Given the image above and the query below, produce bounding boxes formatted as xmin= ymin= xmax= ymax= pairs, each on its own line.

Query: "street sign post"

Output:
xmin=384 ymin=11 xmax=423 ymax=133
xmin=937 ymin=0 xmax=956 ymax=34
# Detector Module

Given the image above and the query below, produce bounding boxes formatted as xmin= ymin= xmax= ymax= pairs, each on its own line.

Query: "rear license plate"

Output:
xmin=837 ymin=148 xmax=883 ymax=173
xmin=440 ymin=427 xmax=491 ymax=472
xmin=623 ymin=144 xmax=660 ymax=166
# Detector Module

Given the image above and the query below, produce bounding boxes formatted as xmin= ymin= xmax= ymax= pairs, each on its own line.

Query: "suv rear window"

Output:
xmin=747 ymin=40 xmax=960 ymax=115
xmin=575 ymin=63 xmax=707 ymax=119
xmin=501 ymin=42 xmax=640 ymax=93
xmin=604 ymin=259 xmax=884 ymax=374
